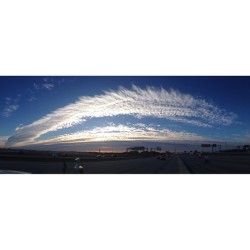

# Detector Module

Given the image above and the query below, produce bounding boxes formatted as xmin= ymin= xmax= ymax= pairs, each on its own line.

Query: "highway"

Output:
xmin=0 ymin=160 xmax=63 ymax=174
xmin=1 ymin=155 xmax=250 ymax=174
xmin=0 ymin=157 xmax=180 ymax=174
xmin=84 ymin=156 xmax=180 ymax=174
xmin=180 ymin=155 xmax=250 ymax=174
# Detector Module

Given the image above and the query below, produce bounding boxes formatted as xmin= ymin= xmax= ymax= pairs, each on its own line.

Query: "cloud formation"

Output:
xmin=28 ymin=97 xmax=38 ymax=102
xmin=1 ymin=95 xmax=21 ymax=118
xmin=18 ymin=124 xmax=207 ymax=147
xmin=33 ymin=83 xmax=55 ymax=91
xmin=0 ymin=136 xmax=8 ymax=147
xmin=5 ymin=85 xmax=237 ymax=147
xmin=42 ymin=83 xmax=54 ymax=90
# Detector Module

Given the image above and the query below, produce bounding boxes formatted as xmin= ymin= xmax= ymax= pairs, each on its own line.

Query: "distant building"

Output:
xmin=127 ymin=147 xmax=146 ymax=153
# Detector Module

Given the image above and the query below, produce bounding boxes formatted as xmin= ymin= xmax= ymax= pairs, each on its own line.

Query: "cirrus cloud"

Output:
xmin=1 ymin=95 xmax=21 ymax=118
xmin=5 ymin=85 xmax=237 ymax=147
xmin=16 ymin=124 xmax=208 ymax=147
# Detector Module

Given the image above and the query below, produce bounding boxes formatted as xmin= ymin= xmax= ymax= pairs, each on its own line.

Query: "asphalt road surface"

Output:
xmin=1 ymin=155 xmax=250 ymax=174
xmin=0 ymin=156 xmax=180 ymax=174
xmin=180 ymin=155 xmax=250 ymax=174
xmin=85 ymin=156 xmax=180 ymax=174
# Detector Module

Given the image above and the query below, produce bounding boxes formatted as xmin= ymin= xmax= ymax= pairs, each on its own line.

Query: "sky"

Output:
xmin=0 ymin=76 xmax=250 ymax=152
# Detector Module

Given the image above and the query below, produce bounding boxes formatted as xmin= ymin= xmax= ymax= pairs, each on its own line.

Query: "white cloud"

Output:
xmin=34 ymin=83 xmax=40 ymax=90
xmin=28 ymin=97 xmax=38 ymax=102
xmin=2 ymin=105 xmax=19 ymax=117
xmin=5 ymin=97 xmax=11 ymax=102
xmin=42 ymin=83 xmax=54 ymax=90
xmin=21 ymin=124 xmax=208 ymax=147
xmin=33 ymin=82 xmax=55 ymax=91
xmin=0 ymin=136 xmax=9 ymax=147
xmin=5 ymin=85 xmax=237 ymax=147
xmin=1 ymin=95 xmax=20 ymax=118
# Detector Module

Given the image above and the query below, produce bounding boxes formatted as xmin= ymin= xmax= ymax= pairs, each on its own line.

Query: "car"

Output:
xmin=158 ymin=155 xmax=166 ymax=160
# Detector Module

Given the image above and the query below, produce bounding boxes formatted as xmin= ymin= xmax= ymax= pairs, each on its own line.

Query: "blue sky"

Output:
xmin=1 ymin=76 xmax=250 ymax=151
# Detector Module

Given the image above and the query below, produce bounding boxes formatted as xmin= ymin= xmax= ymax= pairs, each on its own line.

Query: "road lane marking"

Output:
xmin=177 ymin=157 xmax=190 ymax=174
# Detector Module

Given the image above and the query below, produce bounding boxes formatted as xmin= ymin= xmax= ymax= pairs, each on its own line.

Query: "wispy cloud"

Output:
xmin=34 ymin=83 xmax=39 ymax=90
xmin=5 ymin=97 xmax=11 ymax=102
xmin=42 ymin=83 xmax=54 ymax=90
xmin=33 ymin=82 xmax=55 ymax=91
xmin=26 ymin=79 xmax=56 ymax=102
xmin=27 ymin=124 xmax=207 ymax=147
xmin=1 ymin=95 xmax=21 ymax=118
xmin=28 ymin=97 xmax=38 ymax=102
xmin=0 ymin=136 xmax=9 ymax=147
xmin=5 ymin=85 xmax=237 ymax=147
xmin=1 ymin=105 xmax=19 ymax=117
